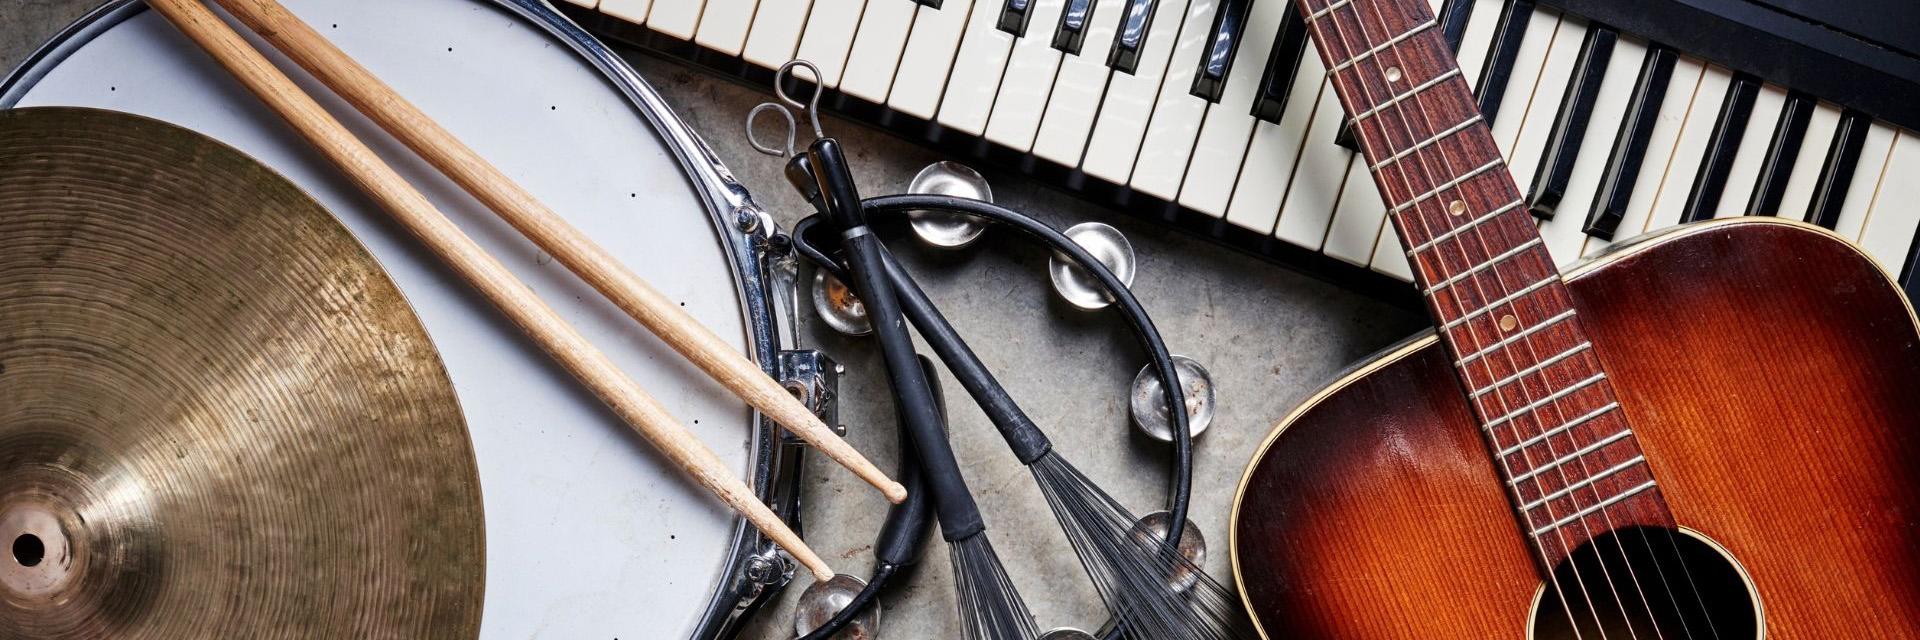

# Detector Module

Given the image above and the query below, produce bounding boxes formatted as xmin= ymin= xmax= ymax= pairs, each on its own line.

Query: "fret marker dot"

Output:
xmin=1499 ymin=314 xmax=1518 ymax=332
xmin=1448 ymin=200 xmax=1466 ymax=216
xmin=1385 ymin=66 xmax=1404 ymax=82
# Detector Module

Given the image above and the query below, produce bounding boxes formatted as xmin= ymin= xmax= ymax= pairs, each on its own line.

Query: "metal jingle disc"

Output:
xmin=906 ymin=161 xmax=992 ymax=249
xmin=812 ymin=269 xmax=874 ymax=336
xmin=794 ymin=573 xmax=880 ymax=638
xmin=1127 ymin=511 xmax=1208 ymax=593
xmin=1129 ymin=355 xmax=1217 ymax=442
xmin=1048 ymin=222 xmax=1136 ymax=311
xmin=0 ymin=108 xmax=483 ymax=638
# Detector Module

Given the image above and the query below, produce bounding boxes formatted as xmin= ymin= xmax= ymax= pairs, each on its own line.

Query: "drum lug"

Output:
xmin=776 ymin=349 xmax=844 ymax=438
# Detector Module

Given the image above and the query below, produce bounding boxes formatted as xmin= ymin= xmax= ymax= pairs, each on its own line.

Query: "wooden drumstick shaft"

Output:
xmin=207 ymin=0 xmax=907 ymax=505
xmin=142 ymin=0 xmax=837 ymax=581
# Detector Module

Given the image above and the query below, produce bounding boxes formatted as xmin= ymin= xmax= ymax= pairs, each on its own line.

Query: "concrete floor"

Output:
xmin=1 ymin=2 xmax=1425 ymax=637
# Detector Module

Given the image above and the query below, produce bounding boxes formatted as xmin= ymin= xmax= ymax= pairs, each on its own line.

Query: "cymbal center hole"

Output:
xmin=12 ymin=534 xmax=43 ymax=568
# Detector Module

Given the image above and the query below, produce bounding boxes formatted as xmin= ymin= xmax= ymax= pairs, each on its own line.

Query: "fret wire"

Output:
xmin=1498 ymin=401 xmax=1618 ymax=456
xmin=1371 ymin=114 xmax=1483 ymax=172
xmin=1509 ymin=427 xmax=1632 ymax=485
xmin=1391 ymin=157 xmax=1500 ymax=214
xmin=1350 ymin=68 xmax=1462 ymax=123
xmin=1521 ymin=455 xmax=1646 ymax=511
xmin=1442 ymin=275 xmax=1559 ymax=331
xmin=1483 ymin=372 xmax=1606 ymax=430
xmin=1407 ymin=199 xmax=1522 ymax=255
xmin=1530 ymin=480 xmax=1657 ymax=537
xmin=1424 ymin=237 xmax=1544 ymax=295
xmin=1457 ymin=308 xmax=1576 ymax=366
xmin=1473 ymin=342 xmax=1593 ymax=399
xmin=1305 ymin=0 xmax=1353 ymax=22
xmin=1331 ymin=19 xmax=1438 ymax=72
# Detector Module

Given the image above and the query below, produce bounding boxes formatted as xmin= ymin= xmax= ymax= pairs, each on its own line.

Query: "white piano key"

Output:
xmin=1033 ymin=0 xmax=1130 ymax=165
xmin=1455 ymin=0 xmax=1505 ymax=91
xmin=1833 ymin=123 xmax=1899 ymax=239
xmin=1641 ymin=65 xmax=1734 ymax=234
xmin=1176 ymin=0 xmax=1290 ymax=217
xmin=693 ymin=0 xmax=758 ymax=55
xmin=1583 ymin=55 xmax=1705 ymax=256
xmin=1081 ymin=0 xmax=1195 ymax=184
xmin=839 ymin=0 xmax=920 ymax=102
xmin=1223 ymin=55 xmax=1329 ymax=233
xmin=1272 ymin=80 xmax=1355 ymax=249
xmin=888 ymin=0 xmax=975 ymax=118
xmin=1854 ymin=131 xmax=1920 ymax=271
xmin=1504 ymin=15 xmax=1586 ymax=189
xmin=985 ymin=0 xmax=1070 ymax=150
xmin=600 ymin=0 xmax=653 ymax=25
xmin=1370 ymin=219 xmax=1416 ymax=281
xmin=559 ymin=0 xmax=597 ymax=8
xmin=1712 ymin=83 xmax=1787 ymax=217
xmin=937 ymin=0 xmax=1021 ymax=135
xmin=1127 ymin=0 xmax=1220 ymax=200
xmin=1323 ymin=158 xmax=1387 ymax=265
xmin=1488 ymin=8 xmax=1562 ymax=157
xmin=1542 ymin=36 xmax=1642 ymax=261
xmin=793 ymin=0 xmax=869 ymax=86
xmin=741 ymin=0 xmax=813 ymax=68
xmin=1768 ymin=102 xmax=1842 ymax=221
xmin=646 ymin=0 xmax=705 ymax=40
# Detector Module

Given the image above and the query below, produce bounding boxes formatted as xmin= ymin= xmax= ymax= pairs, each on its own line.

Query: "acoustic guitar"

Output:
xmin=1230 ymin=0 xmax=1920 ymax=637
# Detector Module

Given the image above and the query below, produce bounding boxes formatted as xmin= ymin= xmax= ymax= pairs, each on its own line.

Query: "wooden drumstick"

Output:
xmin=142 ymin=0 xmax=837 ymax=581
xmin=205 ymin=0 xmax=907 ymax=505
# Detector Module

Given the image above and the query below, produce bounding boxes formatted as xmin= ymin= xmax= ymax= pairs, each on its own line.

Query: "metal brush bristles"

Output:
xmin=1031 ymin=454 xmax=1257 ymax=640
xmin=949 ymin=534 xmax=1042 ymax=640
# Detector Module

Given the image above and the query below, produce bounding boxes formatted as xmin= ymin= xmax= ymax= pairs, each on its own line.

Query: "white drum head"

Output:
xmin=5 ymin=1 xmax=767 ymax=636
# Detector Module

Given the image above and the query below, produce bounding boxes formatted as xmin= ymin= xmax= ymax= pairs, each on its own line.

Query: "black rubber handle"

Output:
xmin=879 ymin=248 xmax=1054 ymax=464
xmin=875 ymin=356 xmax=940 ymax=565
xmin=808 ymin=138 xmax=986 ymax=541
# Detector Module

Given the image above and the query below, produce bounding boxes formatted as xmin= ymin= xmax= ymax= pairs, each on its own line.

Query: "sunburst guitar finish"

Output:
xmin=1232 ymin=218 xmax=1920 ymax=637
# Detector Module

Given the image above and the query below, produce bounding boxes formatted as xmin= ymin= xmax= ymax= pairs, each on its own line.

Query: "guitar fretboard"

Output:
xmin=1296 ymin=0 xmax=1672 ymax=562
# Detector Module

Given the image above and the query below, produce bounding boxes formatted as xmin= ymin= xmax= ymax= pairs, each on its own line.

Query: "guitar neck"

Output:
xmin=1293 ymin=0 xmax=1672 ymax=561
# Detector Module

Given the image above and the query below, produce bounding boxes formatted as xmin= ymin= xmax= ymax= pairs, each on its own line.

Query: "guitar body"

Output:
xmin=1232 ymin=218 xmax=1920 ymax=638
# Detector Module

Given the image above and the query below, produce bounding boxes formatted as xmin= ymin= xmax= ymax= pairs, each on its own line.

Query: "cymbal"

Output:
xmin=0 ymin=108 xmax=483 ymax=638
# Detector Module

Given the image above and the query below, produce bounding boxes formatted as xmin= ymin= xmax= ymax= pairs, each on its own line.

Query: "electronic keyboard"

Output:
xmin=556 ymin=0 xmax=1920 ymax=307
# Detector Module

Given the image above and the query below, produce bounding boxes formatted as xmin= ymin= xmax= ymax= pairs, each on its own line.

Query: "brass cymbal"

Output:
xmin=0 ymin=108 xmax=483 ymax=639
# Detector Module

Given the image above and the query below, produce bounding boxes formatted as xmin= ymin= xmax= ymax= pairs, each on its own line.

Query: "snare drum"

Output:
xmin=2 ymin=1 xmax=804 ymax=637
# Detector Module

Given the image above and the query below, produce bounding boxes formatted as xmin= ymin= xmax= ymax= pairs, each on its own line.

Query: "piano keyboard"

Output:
xmin=558 ymin=0 xmax=1920 ymax=307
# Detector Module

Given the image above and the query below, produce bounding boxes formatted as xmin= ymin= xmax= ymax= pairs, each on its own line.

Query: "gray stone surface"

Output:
xmin=1 ymin=2 xmax=1425 ymax=637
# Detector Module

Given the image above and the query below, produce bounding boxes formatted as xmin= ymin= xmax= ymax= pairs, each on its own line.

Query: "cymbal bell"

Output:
xmin=0 ymin=107 xmax=484 ymax=638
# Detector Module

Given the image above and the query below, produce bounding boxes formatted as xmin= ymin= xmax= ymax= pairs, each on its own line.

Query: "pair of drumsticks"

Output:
xmin=142 ymin=0 xmax=900 ymax=580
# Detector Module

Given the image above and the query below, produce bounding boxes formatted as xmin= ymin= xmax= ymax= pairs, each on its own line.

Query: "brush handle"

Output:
xmin=809 ymin=138 xmax=986 ymax=541
xmin=875 ymin=356 xmax=939 ymax=566
xmin=877 ymin=249 xmax=1054 ymax=464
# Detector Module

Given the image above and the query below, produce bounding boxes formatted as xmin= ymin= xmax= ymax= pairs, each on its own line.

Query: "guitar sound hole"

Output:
xmin=1531 ymin=527 xmax=1761 ymax=639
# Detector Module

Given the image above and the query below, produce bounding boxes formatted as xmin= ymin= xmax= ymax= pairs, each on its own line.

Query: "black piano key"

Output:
xmin=1252 ymin=3 xmax=1310 ymax=123
xmin=1585 ymin=45 xmax=1679 ymax=239
xmin=1806 ymin=109 xmax=1872 ymax=229
xmin=1107 ymin=0 xmax=1160 ymax=73
xmin=1437 ymin=0 xmax=1477 ymax=53
xmin=1334 ymin=121 xmax=1358 ymax=150
xmin=1054 ymin=0 xmax=1098 ymax=54
xmin=1745 ymin=91 xmax=1817 ymax=216
xmin=999 ymin=0 xmax=1036 ymax=36
xmin=1476 ymin=0 xmax=1535 ymax=119
xmin=914 ymin=0 xmax=944 ymax=8
xmin=1903 ymin=232 xmax=1920 ymax=303
xmin=1527 ymin=25 xmax=1617 ymax=220
xmin=1679 ymin=72 xmax=1762 ymax=223
xmin=1189 ymin=0 xmax=1251 ymax=102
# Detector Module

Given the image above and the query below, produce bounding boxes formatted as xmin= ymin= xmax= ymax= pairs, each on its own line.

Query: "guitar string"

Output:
xmin=1347 ymin=4 xmax=1718 ymax=636
xmin=1299 ymin=2 xmax=1611 ymax=637
xmin=1341 ymin=6 xmax=1687 ymax=637
xmin=1351 ymin=6 xmax=1681 ymax=634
